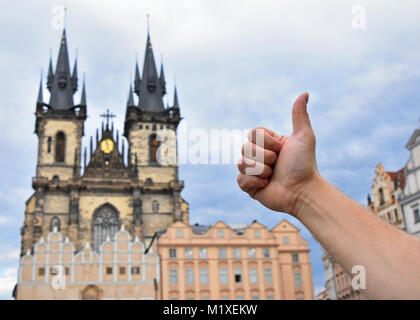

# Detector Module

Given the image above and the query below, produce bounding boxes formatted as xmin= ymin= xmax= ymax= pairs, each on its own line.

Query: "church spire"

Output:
xmin=71 ymin=53 xmax=78 ymax=93
xmin=160 ymin=61 xmax=166 ymax=95
xmin=137 ymin=33 xmax=164 ymax=111
xmin=37 ymin=70 xmax=44 ymax=105
xmin=173 ymin=85 xmax=180 ymax=109
xmin=134 ymin=61 xmax=141 ymax=96
xmin=127 ymin=84 xmax=135 ymax=107
xmin=48 ymin=29 xmax=75 ymax=110
xmin=47 ymin=55 xmax=54 ymax=91
xmin=80 ymin=75 xmax=86 ymax=106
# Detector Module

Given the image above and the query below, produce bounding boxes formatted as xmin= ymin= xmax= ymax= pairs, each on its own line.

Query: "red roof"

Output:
xmin=386 ymin=168 xmax=405 ymax=189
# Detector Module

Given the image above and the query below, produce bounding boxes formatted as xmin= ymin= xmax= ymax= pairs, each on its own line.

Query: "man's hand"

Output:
xmin=237 ymin=93 xmax=320 ymax=216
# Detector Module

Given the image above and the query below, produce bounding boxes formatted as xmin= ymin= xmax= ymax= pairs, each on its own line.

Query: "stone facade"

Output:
xmin=36 ymin=118 xmax=84 ymax=181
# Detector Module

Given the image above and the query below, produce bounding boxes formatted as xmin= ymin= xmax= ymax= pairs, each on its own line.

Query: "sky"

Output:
xmin=0 ymin=0 xmax=420 ymax=299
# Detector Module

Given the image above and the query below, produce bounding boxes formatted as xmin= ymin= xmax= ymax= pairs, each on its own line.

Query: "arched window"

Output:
xmin=55 ymin=132 xmax=65 ymax=162
xmin=152 ymin=200 xmax=159 ymax=213
xmin=379 ymin=188 xmax=385 ymax=205
xmin=92 ymin=204 xmax=119 ymax=251
xmin=50 ymin=216 xmax=61 ymax=232
xmin=149 ymin=134 xmax=160 ymax=163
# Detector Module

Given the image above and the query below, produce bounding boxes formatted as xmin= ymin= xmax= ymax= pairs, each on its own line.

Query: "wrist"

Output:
xmin=290 ymin=172 xmax=325 ymax=220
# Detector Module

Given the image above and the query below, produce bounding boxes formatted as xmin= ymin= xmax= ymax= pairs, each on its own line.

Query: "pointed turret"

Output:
xmin=37 ymin=72 xmax=44 ymax=105
xmin=76 ymin=74 xmax=87 ymax=119
xmin=160 ymin=62 xmax=166 ymax=95
xmin=127 ymin=84 xmax=136 ymax=107
xmin=47 ymin=56 xmax=54 ymax=91
xmin=134 ymin=61 xmax=141 ymax=96
xmin=80 ymin=76 xmax=86 ymax=106
xmin=173 ymin=86 xmax=180 ymax=109
xmin=71 ymin=55 xmax=78 ymax=93
xmin=48 ymin=29 xmax=75 ymax=110
xmin=137 ymin=33 xmax=165 ymax=111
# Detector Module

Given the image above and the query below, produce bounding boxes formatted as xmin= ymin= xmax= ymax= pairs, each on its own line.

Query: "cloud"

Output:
xmin=1 ymin=0 xmax=420 ymax=297
xmin=0 ymin=267 xmax=17 ymax=300
xmin=0 ymin=217 xmax=10 ymax=227
xmin=0 ymin=249 xmax=20 ymax=264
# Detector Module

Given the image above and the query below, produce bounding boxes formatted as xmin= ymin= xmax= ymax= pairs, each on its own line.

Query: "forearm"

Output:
xmin=294 ymin=174 xmax=420 ymax=299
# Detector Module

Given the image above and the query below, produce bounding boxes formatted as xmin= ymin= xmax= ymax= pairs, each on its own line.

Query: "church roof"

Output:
xmin=136 ymin=34 xmax=165 ymax=112
xmin=48 ymin=29 xmax=77 ymax=110
xmin=129 ymin=30 xmax=179 ymax=112
xmin=386 ymin=168 xmax=405 ymax=189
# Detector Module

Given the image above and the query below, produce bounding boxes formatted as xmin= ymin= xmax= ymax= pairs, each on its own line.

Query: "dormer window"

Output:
xmin=57 ymin=72 xmax=67 ymax=89
xmin=147 ymin=81 xmax=156 ymax=92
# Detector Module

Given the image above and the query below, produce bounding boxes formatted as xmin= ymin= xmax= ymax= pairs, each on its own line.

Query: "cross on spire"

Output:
xmin=100 ymin=109 xmax=116 ymax=130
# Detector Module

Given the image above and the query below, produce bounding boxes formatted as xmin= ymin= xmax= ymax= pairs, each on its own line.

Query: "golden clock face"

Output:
xmin=100 ymin=139 xmax=114 ymax=154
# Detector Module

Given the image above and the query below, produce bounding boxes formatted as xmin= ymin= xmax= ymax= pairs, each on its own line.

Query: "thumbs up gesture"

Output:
xmin=237 ymin=93 xmax=320 ymax=216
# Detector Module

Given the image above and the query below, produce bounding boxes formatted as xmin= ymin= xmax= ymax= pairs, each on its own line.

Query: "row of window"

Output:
xmin=38 ymin=266 xmax=141 ymax=276
xmin=138 ymin=124 xmax=174 ymax=131
xmin=175 ymin=230 xmax=292 ymax=243
xmin=169 ymin=269 xmax=304 ymax=287
xmin=181 ymin=229 xmax=265 ymax=239
xmin=105 ymin=266 xmax=141 ymax=275
xmin=169 ymin=268 xmax=274 ymax=285
xmin=169 ymin=247 xmax=271 ymax=259
xmin=38 ymin=267 xmax=70 ymax=276
xmin=385 ymin=209 xmax=400 ymax=223
xmin=169 ymin=248 xmax=300 ymax=262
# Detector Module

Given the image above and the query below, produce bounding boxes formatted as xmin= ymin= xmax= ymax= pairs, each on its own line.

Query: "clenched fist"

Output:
xmin=237 ymin=93 xmax=320 ymax=217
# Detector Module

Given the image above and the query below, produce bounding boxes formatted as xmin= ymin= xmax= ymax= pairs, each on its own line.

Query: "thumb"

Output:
xmin=292 ymin=92 xmax=312 ymax=134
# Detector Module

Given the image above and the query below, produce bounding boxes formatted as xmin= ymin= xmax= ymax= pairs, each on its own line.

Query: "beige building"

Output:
xmin=158 ymin=220 xmax=314 ymax=300
xmin=368 ymin=163 xmax=405 ymax=230
xmin=17 ymin=227 xmax=159 ymax=300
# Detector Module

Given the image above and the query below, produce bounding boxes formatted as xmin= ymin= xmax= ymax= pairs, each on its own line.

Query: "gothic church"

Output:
xmin=15 ymin=27 xmax=189 ymax=299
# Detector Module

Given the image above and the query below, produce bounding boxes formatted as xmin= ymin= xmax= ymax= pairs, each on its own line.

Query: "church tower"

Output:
xmin=24 ymin=29 xmax=86 ymax=251
xmin=35 ymin=29 xmax=85 ymax=181
xmin=124 ymin=31 xmax=188 ymax=238
xmin=21 ymin=26 xmax=189 ymax=258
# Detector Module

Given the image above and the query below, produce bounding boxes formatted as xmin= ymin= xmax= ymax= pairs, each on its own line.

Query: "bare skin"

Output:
xmin=237 ymin=93 xmax=420 ymax=299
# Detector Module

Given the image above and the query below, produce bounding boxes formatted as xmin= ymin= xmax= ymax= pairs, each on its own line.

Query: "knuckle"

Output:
xmin=266 ymin=151 xmax=277 ymax=164
xmin=237 ymin=162 xmax=245 ymax=173
xmin=237 ymin=174 xmax=247 ymax=190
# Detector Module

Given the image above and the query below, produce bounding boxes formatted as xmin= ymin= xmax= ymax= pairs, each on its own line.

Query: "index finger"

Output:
xmin=247 ymin=127 xmax=285 ymax=153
